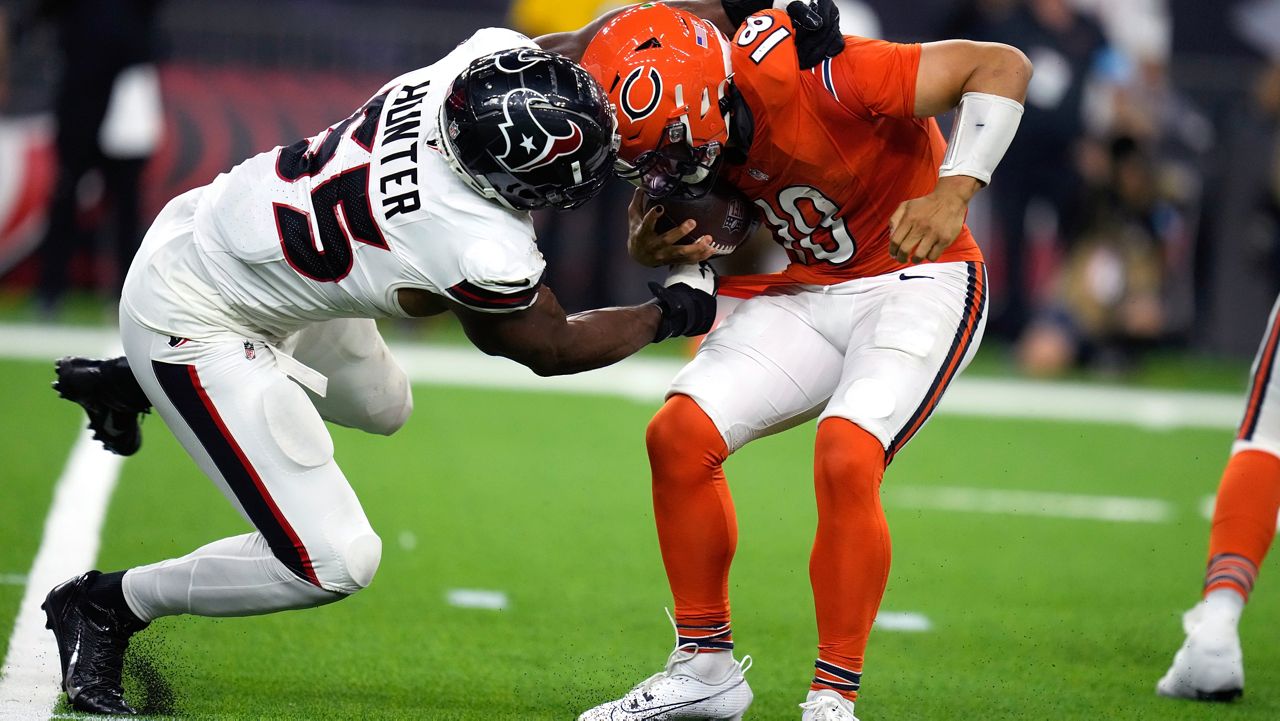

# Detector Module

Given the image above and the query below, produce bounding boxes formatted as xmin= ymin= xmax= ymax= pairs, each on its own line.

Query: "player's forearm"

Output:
xmin=529 ymin=304 xmax=664 ymax=376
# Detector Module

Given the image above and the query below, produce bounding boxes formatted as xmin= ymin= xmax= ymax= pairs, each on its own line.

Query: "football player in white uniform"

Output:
xmin=43 ymin=30 xmax=716 ymax=715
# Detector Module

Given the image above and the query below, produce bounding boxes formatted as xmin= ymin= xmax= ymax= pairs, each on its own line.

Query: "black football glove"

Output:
xmin=721 ymin=0 xmax=844 ymax=70
xmin=649 ymin=262 xmax=717 ymax=342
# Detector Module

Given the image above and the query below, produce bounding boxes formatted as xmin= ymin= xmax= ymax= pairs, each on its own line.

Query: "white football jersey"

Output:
xmin=123 ymin=28 xmax=544 ymax=341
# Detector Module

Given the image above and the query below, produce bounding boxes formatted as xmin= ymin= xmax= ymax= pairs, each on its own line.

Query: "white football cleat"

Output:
xmin=799 ymin=689 xmax=859 ymax=721
xmin=1156 ymin=601 xmax=1244 ymax=701
xmin=576 ymin=644 xmax=753 ymax=721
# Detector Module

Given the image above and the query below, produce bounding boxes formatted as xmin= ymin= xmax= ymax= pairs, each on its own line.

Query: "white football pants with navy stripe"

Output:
xmin=118 ymin=313 xmax=412 ymax=621
xmin=671 ymin=261 xmax=987 ymax=459
xmin=1234 ymin=293 xmax=1280 ymax=458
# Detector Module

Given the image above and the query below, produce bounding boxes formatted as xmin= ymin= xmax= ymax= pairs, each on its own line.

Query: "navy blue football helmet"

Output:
xmin=439 ymin=48 xmax=620 ymax=211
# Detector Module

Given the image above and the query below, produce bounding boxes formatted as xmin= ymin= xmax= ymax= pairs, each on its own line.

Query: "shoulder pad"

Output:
xmin=730 ymin=9 xmax=800 ymax=89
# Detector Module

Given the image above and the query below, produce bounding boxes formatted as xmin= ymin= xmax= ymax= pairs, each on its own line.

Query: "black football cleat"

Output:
xmin=53 ymin=357 xmax=151 ymax=456
xmin=43 ymin=572 xmax=148 ymax=715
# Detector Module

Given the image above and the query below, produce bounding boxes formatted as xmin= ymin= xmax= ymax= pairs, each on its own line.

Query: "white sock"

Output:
xmin=682 ymin=650 xmax=736 ymax=679
xmin=1202 ymin=588 xmax=1245 ymax=626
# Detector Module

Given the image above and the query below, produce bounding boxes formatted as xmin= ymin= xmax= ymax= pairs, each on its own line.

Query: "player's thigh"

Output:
xmin=122 ymin=318 xmax=378 ymax=592
xmin=820 ymin=262 xmax=988 ymax=460
xmin=285 ymin=318 xmax=413 ymax=435
xmin=668 ymin=293 xmax=844 ymax=453
xmin=1235 ymin=294 xmax=1280 ymax=458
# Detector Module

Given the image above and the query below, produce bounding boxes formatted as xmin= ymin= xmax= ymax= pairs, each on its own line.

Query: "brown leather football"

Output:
xmin=643 ymin=182 xmax=761 ymax=256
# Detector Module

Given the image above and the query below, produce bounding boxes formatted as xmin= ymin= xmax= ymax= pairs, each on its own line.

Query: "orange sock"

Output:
xmin=1204 ymin=449 xmax=1280 ymax=601
xmin=648 ymin=394 xmax=737 ymax=649
xmin=809 ymin=418 xmax=889 ymax=702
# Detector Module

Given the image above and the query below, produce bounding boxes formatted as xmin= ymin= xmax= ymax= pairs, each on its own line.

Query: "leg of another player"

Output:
xmin=1155 ymin=448 xmax=1280 ymax=701
xmin=1158 ymin=295 xmax=1280 ymax=701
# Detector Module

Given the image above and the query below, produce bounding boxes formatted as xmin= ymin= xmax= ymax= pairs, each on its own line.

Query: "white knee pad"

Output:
xmin=364 ymin=368 xmax=413 ymax=436
xmin=263 ymin=376 xmax=335 ymax=468
xmin=337 ymin=531 xmax=383 ymax=592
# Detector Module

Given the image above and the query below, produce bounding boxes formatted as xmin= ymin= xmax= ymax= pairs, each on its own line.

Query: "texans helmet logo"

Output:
xmin=619 ymin=66 xmax=663 ymax=123
xmin=495 ymin=88 xmax=585 ymax=173
xmin=493 ymin=48 xmax=545 ymax=75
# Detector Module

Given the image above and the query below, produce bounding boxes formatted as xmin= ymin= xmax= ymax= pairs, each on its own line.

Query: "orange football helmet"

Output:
xmin=581 ymin=3 xmax=733 ymax=197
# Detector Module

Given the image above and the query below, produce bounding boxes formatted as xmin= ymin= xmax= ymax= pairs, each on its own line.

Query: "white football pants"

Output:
xmin=118 ymin=314 xmax=413 ymax=620
xmin=1234 ymin=293 xmax=1280 ymax=459
xmin=671 ymin=261 xmax=987 ymax=460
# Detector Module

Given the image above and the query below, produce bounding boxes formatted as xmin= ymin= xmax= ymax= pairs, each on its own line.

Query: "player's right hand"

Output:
xmin=627 ymin=189 xmax=717 ymax=268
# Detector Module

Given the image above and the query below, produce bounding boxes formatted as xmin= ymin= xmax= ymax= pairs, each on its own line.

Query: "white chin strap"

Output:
xmin=938 ymin=92 xmax=1025 ymax=186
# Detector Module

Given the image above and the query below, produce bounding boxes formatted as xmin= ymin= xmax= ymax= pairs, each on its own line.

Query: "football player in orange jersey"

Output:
xmin=1157 ymin=293 xmax=1280 ymax=702
xmin=539 ymin=2 xmax=1031 ymax=719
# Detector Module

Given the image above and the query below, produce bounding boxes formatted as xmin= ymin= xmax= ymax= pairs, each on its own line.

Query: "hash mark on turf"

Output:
xmin=0 ymin=573 xmax=27 ymax=586
xmin=446 ymin=589 xmax=509 ymax=611
xmin=874 ymin=611 xmax=932 ymax=632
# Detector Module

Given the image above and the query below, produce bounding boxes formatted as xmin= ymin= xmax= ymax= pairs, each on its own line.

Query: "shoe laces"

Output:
xmin=800 ymin=694 xmax=855 ymax=721
xmin=78 ymin=604 xmax=142 ymax=689
xmin=627 ymin=610 xmax=754 ymax=699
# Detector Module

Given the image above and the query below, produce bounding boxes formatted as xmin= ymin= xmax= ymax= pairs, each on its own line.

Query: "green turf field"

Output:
xmin=4 ymin=350 xmax=1279 ymax=720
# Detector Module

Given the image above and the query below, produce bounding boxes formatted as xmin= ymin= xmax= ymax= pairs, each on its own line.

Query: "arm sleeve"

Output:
xmin=826 ymin=36 xmax=921 ymax=120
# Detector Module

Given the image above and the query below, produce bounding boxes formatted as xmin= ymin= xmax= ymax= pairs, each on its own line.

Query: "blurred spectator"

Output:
xmin=23 ymin=0 xmax=163 ymax=317
xmin=961 ymin=0 xmax=1108 ymax=339
xmin=1017 ymin=136 xmax=1175 ymax=375
xmin=833 ymin=0 xmax=881 ymax=38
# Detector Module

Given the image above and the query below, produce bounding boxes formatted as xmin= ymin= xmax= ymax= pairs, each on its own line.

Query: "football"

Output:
xmin=643 ymin=181 xmax=761 ymax=257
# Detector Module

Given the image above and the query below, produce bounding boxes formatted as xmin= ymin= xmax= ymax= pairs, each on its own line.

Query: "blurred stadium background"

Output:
xmin=2 ymin=0 xmax=1280 ymax=719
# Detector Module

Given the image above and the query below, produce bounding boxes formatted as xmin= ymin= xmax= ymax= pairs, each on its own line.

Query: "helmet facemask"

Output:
xmin=617 ymin=121 xmax=723 ymax=199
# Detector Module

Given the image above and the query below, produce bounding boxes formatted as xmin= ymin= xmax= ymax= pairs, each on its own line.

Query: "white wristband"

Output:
xmin=938 ymin=92 xmax=1024 ymax=186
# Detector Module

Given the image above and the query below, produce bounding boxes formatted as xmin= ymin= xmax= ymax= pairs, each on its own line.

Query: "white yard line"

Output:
xmin=0 ymin=322 xmax=1246 ymax=430
xmin=886 ymin=485 xmax=1175 ymax=523
xmin=0 ymin=431 xmax=125 ymax=720
xmin=0 ymin=575 xmax=28 ymax=587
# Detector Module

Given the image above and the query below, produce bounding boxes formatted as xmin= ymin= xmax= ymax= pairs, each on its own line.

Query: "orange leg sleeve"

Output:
xmin=1204 ymin=449 xmax=1280 ymax=601
xmin=648 ymin=394 xmax=737 ymax=636
xmin=809 ymin=418 xmax=889 ymax=701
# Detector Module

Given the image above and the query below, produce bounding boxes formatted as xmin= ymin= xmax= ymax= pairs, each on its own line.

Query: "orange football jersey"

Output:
xmin=722 ymin=10 xmax=983 ymax=286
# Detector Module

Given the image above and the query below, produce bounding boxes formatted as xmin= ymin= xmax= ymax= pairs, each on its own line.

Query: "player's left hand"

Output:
xmin=888 ymin=176 xmax=981 ymax=264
